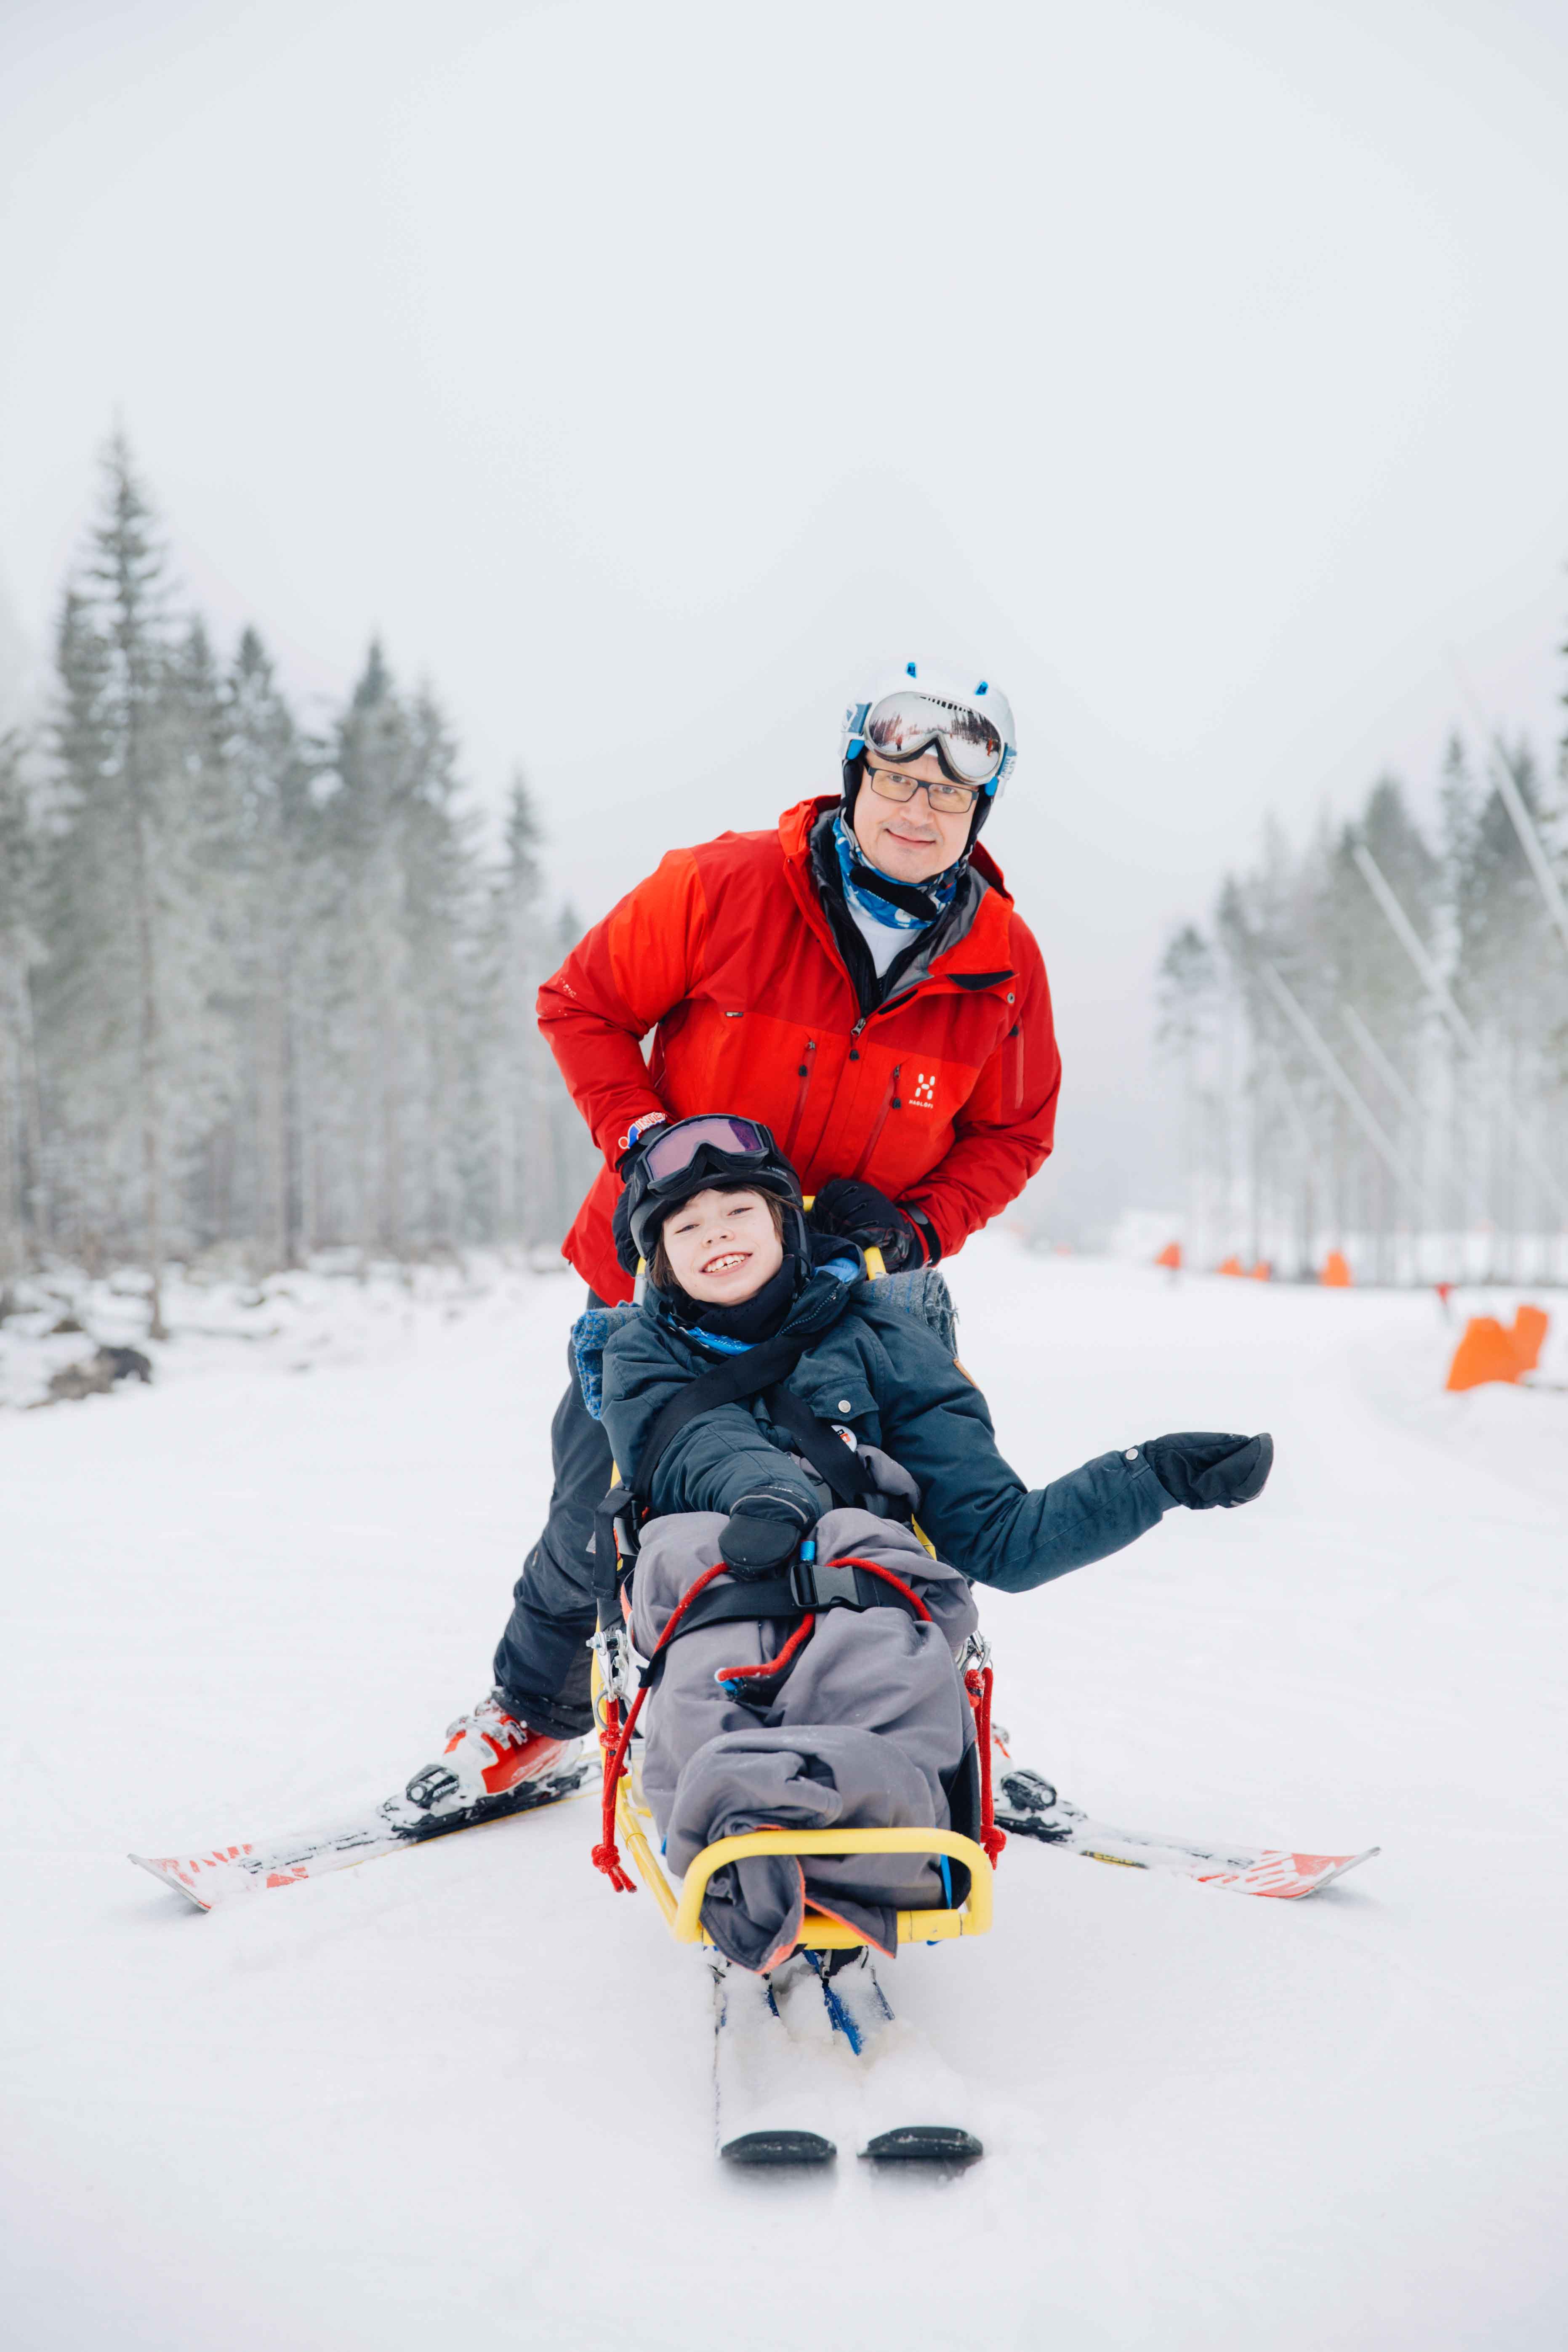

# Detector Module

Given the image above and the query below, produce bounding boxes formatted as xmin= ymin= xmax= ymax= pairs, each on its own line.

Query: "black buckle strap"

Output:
xmin=590 ymin=1482 xmax=638 ymax=1626
xmin=638 ymin=1556 xmax=919 ymax=1688
xmin=791 ymin=1556 xmax=865 ymax=1608
xmin=629 ymin=1331 xmax=811 ymax=1513
xmin=763 ymin=1385 xmax=887 ymax=1513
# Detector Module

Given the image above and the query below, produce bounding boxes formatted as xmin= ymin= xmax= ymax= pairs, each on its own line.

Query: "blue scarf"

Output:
xmin=833 ymin=809 xmax=963 ymax=937
xmin=690 ymin=1256 xmax=860 ymax=1353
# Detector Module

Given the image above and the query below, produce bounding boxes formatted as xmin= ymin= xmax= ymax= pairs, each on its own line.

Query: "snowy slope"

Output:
xmin=2 ymin=1240 xmax=1563 ymax=2351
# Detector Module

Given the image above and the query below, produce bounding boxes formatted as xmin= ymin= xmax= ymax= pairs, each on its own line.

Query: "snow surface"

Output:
xmin=3 ymin=1239 xmax=1564 ymax=2350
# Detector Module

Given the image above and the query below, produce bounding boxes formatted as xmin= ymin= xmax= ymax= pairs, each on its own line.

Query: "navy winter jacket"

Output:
xmin=594 ymin=1261 xmax=1171 ymax=1594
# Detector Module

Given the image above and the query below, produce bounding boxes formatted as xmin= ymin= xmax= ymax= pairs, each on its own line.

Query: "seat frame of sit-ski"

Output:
xmin=588 ymin=1237 xmax=1001 ymax=1954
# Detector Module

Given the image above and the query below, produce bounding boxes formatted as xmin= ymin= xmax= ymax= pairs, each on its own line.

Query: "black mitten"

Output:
xmin=808 ymin=1176 xmax=924 ymax=1269
xmin=1140 ymin=1431 xmax=1273 ymax=1510
xmin=717 ymin=1487 xmax=816 ymax=1580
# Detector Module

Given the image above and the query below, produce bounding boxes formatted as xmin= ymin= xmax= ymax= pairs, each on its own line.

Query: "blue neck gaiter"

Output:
xmin=833 ymin=808 xmax=964 ymax=937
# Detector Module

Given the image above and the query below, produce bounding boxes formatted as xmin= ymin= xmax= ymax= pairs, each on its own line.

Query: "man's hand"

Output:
xmin=611 ymin=1116 xmax=670 ymax=1275
xmin=1139 ymin=1432 xmax=1273 ymax=1510
xmin=717 ymin=1487 xmax=816 ymax=1580
xmin=808 ymin=1176 xmax=930 ymax=1270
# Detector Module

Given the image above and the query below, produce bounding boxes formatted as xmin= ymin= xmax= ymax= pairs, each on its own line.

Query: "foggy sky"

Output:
xmin=3 ymin=0 xmax=1567 ymax=1231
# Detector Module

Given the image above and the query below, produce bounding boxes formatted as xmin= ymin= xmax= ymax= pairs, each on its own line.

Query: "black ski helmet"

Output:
xmin=621 ymin=1114 xmax=809 ymax=1275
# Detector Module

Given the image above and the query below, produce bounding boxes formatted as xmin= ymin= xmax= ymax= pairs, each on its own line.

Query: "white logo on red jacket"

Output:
xmin=912 ymin=1071 xmax=937 ymax=1108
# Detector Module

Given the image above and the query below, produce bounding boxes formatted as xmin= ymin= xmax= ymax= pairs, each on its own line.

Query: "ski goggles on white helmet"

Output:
xmin=863 ymin=689 xmax=1004 ymax=784
xmin=843 ymin=668 xmax=1017 ymax=798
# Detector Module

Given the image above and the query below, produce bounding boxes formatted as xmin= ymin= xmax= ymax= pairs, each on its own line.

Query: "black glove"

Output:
xmin=808 ymin=1177 xmax=929 ymax=1270
xmin=1140 ymin=1431 xmax=1273 ymax=1510
xmin=717 ymin=1487 xmax=816 ymax=1580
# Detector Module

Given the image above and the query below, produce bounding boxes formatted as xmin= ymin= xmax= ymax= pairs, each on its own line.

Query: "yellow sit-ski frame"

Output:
xmin=591 ymin=1607 xmax=996 ymax=1949
xmin=595 ymin=1228 xmax=996 ymax=1951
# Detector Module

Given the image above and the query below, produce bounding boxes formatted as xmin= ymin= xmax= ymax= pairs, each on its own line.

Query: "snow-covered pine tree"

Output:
xmin=165 ymin=615 xmax=245 ymax=1252
xmin=314 ymin=641 xmax=412 ymax=1250
xmin=468 ymin=770 xmax=559 ymax=1248
xmin=35 ymin=437 xmax=209 ymax=1329
xmin=223 ymin=626 xmax=319 ymax=1271
xmin=400 ymin=686 xmax=481 ymax=1248
xmin=0 ymin=728 xmax=43 ymax=1277
xmin=1334 ymin=777 xmax=1439 ymax=1278
xmin=1453 ymin=739 xmax=1568 ymax=1275
xmin=542 ymin=898 xmax=599 ymax=1245
xmin=1155 ymin=923 xmax=1219 ymax=1262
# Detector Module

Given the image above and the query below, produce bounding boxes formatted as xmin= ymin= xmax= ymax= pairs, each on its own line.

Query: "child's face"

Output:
xmin=660 ymin=1187 xmax=785 ymax=1305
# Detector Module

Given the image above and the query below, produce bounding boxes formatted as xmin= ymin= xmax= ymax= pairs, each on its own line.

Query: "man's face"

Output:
xmin=851 ymin=751 xmax=978 ymax=883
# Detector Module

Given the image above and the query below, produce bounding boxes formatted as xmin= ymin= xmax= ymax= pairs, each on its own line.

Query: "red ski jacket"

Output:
xmin=538 ymin=795 xmax=1061 ymax=1304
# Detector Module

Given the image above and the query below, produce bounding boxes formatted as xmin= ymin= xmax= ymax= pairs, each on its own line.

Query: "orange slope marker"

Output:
xmin=1217 ymin=1255 xmax=1244 ymax=1277
xmin=1320 ymin=1250 xmax=1352 ymax=1287
xmin=1511 ymin=1304 xmax=1549 ymax=1373
xmin=1446 ymin=1315 xmax=1523 ymax=1393
xmin=1155 ymin=1241 xmax=1181 ymax=1269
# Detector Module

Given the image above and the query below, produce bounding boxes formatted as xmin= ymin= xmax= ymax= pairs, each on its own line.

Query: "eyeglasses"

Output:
xmin=863 ymin=688 xmax=1004 ymax=785
xmin=863 ymin=761 xmax=981 ymax=818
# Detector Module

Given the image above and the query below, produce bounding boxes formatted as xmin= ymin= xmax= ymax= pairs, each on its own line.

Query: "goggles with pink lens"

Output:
xmin=863 ymin=689 xmax=1005 ymax=787
xmin=640 ymin=1114 xmax=772 ymax=1184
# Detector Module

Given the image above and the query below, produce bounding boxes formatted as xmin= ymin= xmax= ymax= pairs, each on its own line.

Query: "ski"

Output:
xmin=128 ymin=1760 xmax=594 ymax=1911
xmin=811 ymin=1952 xmax=983 ymax=2165
xmin=995 ymin=1767 xmax=1378 ymax=1898
xmin=712 ymin=1954 xmax=838 ymax=2164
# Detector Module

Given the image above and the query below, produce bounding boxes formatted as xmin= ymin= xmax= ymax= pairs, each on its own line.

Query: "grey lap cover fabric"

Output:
xmin=629 ymin=1506 xmax=980 ymax=1971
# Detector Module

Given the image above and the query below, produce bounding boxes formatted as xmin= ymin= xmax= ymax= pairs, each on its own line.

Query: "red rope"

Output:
xmin=715 ymin=1612 xmax=816 ymax=1685
xmin=823 ymin=1556 xmax=935 ymax=1622
xmin=965 ymin=1661 xmax=1007 ymax=1865
xmin=592 ymin=1560 xmax=733 ymax=1891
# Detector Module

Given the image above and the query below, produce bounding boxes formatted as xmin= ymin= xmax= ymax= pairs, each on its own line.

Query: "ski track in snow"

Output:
xmin=2 ymin=1238 xmax=1564 ymax=2350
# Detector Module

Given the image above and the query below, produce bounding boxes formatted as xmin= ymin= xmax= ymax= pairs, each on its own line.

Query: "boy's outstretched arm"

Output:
xmin=862 ymin=1306 xmax=1270 ymax=1594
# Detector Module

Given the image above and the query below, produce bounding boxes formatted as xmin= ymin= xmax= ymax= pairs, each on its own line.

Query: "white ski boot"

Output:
xmin=396 ymin=1693 xmax=584 ymax=1823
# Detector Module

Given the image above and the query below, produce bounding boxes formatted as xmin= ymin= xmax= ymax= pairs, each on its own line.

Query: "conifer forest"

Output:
xmin=0 ymin=438 xmax=596 ymax=1322
xmin=1160 ymin=691 xmax=1568 ymax=1283
xmin=5 ymin=439 xmax=1567 ymax=1309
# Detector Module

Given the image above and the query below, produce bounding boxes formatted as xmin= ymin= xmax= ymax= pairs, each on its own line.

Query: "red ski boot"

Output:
xmin=398 ymin=1693 xmax=583 ymax=1823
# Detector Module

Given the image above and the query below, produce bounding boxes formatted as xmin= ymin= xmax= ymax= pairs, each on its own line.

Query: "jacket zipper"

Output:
xmin=783 ymin=1038 xmax=817 ymax=1160
xmin=849 ymin=1063 xmax=901 ymax=1180
xmin=1005 ymin=1022 xmax=1024 ymax=1112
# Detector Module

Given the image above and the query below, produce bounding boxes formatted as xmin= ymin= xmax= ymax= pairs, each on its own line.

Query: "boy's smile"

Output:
xmin=661 ymin=1186 xmax=785 ymax=1304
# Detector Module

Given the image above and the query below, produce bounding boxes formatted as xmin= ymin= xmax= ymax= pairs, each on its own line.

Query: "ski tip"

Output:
xmin=721 ymin=2129 xmax=836 ymax=2167
xmin=1204 ymin=1846 xmax=1382 ymax=1898
xmin=861 ymin=2126 xmax=984 ymax=2165
xmin=128 ymin=1853 xmax=214 ymax=1912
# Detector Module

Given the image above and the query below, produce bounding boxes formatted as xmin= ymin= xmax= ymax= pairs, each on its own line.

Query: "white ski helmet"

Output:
xmin=840 ymin=661 xmax=1017 ymax=801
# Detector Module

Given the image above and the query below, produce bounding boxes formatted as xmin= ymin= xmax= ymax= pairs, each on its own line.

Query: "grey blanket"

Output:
xmin=629 ymin=1506 xmax=979 ymax=1970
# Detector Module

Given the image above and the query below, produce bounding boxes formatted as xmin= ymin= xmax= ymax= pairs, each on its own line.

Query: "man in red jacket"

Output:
xmin=404 ymin=664 xmax=1061 ymax=1819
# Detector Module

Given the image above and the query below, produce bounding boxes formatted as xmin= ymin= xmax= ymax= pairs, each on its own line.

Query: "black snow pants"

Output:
xmin=490 ymin=1288 xmax=612 ymax=1739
